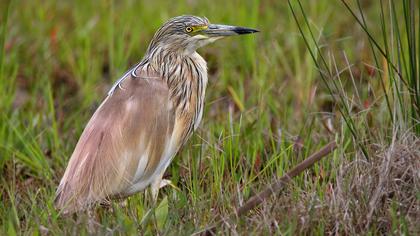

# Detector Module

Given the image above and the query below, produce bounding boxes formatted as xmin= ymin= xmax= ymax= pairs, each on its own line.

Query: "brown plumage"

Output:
xmin=55 ymin=15 xmax=258 ymax=213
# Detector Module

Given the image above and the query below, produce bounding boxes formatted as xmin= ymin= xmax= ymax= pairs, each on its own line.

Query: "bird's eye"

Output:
xmin=185 ymin=27 xmax=193 ymax=33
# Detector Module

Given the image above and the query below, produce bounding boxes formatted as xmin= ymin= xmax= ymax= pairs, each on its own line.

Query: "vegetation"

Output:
xmin=0 ymin=0 xmax=418 ymax=234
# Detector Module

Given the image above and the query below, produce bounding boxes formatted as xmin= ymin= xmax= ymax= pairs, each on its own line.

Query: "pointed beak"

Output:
xmin=202 ymin=24 xmax=259 ymax=37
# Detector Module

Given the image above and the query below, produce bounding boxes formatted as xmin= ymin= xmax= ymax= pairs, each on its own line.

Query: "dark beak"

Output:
xmin=202 ymin=24 xmax=259 ymax=37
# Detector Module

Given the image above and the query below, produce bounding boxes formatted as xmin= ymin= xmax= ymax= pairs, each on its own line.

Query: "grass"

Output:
xmin=0 ymin=0 xmax=419 ymax=234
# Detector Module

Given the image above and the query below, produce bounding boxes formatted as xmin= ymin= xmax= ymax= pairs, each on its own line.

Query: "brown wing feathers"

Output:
xmin=55 ymin=72 xmax=175 ymax=213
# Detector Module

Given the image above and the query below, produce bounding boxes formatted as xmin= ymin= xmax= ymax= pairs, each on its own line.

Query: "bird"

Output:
xmin=55 ymin=15 xmax=258 ymax=213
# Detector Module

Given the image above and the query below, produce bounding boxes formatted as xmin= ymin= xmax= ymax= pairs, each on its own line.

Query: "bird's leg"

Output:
xmin=150 ymin=175 xmax=164 ymax=204
xmin=150 ymin=174 xmax=174 ymax=204
xmin=87 ymin=208 xmax=99 ymax=234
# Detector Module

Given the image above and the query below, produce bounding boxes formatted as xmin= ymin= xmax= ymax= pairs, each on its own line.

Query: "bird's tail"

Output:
xmin=54 ymin=181 xmax=80 ymax=214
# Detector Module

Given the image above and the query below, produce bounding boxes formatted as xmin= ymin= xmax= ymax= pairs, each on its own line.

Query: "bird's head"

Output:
xmin=147 ymin=15 xmax=259 ymax=55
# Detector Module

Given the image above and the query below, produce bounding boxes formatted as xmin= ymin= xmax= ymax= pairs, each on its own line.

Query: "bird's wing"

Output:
xmin=55 ymin=69 xmax=176 ymax=213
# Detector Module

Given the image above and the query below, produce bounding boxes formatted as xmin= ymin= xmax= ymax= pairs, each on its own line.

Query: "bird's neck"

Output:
xmin=143 ymin=48 xmax=208 ymax=119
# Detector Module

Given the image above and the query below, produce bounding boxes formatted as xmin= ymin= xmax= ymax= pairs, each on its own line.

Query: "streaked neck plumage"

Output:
xmin=140 ymin=43 xmax=208 ymax=135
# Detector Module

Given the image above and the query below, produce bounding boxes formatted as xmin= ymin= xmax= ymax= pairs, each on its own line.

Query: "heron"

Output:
xmin=55 ymin=15 xmax=258 ymax=213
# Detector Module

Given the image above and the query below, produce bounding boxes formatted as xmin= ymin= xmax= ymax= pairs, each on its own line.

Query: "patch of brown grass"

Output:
xmin=224 ymin=133 xmax=420 ymax=235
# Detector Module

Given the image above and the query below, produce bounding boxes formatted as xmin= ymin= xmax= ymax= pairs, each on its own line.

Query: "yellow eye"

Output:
xmin=185 ymin=27 xmax=193 ymax=33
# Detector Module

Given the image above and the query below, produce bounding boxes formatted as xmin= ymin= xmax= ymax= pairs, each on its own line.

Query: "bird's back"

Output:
xmin=55 ymin=68 xmax=178 ymax=213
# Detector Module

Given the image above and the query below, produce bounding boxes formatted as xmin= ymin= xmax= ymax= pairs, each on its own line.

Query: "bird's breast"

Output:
xmin=164 ymin=52 xmax=208 ymax=139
